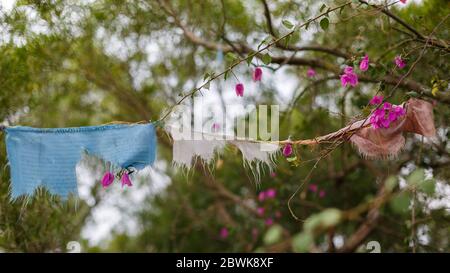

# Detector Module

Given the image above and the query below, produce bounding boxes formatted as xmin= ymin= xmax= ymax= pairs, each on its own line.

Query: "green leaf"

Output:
xmin=305 ymin=21 xmax=310 ymax=30
xmin=406 ymin=91 xmax=420 ymax=98
xmin=407 ymin=168 xmax=425 ymax=187
xmin=258 ymin=36 xmax=271 ymax=50
xmin=225 ymin=52 xmax=238 ymax=62
xmin=263 ymin=225 xmax=283 ymax=245
xmin=319 ymin=208 xmax=342 ymax=228
xmin=390 ymin=192 xmax=410 ymax=214
xmin=361 ymin=105 xmax=372 ymax=117
xmin=203 ymin=81 xmax=210 ymax=90
xmin=224 ymin=70 xmax=229 ymax=80
xmin=282 ymin=19 xmax=294 ymax=29
xmin=432 ymin=86 xmax=439 ymax=96
xmin=253 ymin=247 xmax=265 ymax=253
xmin=261 ymin=53 xmax=272 ymax=65
xmin=319 ymin=18 xmax=329 ymax=31
xmin=203 ymin=72 xmax=210 ymax=81
xmin=304 ymin=208 xmax=342 ymax=233
xmin=292 ymin=232 xmax=313 ymax=253
xmin=418 ymin=179 xmax=436 ymax=196
xmin=319 ymin=4 xmax=327 ymax=12
xmin=286 ymin=156 xmax=297 ymax=162
xmin=283 ymin=35 xmax=292 ymax=47
xmin=304 ymin=214 xmax=321 ymax=232
xmin=246 ymin=54 xmax=254 ymax=66
xmin=385 ymin=176 xmax=398 ymax=192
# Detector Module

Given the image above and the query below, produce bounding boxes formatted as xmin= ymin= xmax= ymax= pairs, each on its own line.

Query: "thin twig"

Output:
xmin=158 ymin=1 xmax=353 ymax=121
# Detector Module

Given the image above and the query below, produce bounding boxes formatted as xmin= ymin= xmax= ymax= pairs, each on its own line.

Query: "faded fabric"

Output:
xmin=350 ymin=99 xmax=436 ymax=158
xmin=5 ymin=124 xmax=157 ymax=198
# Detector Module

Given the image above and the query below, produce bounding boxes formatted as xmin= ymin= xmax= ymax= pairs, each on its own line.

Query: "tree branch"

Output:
xmin=359 ymin=0 xmax=450 ymax=52
xmin=260 ymin=0 xmax=351 ymax=58
xmin=157 ymin=0 xmax=446 ymax=102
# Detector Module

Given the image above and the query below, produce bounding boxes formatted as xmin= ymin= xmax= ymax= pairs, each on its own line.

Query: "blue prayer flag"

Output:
xmin=5 ymin=124 xmax=157 ymax=198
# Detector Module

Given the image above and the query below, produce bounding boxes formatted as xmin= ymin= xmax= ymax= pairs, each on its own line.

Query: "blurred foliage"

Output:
xmin=0 ymin=0 xmax=449 ymax=252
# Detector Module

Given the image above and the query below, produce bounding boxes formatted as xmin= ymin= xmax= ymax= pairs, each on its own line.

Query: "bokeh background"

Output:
xmin=0 ymin=0 xmax=449 ymax=252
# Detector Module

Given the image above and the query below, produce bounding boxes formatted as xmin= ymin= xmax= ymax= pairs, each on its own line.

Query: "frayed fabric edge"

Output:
xmin=349 ymin=140 xmax=405 ymax=160
xmin=7 ymin=149 xmax=155 ymax=201
xmin=172 ymin=137 xmax=279 ymax=183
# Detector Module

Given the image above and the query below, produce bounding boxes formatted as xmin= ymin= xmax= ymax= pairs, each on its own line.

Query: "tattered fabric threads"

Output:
xmin=171 ymin=129 xmax=278 ymax=181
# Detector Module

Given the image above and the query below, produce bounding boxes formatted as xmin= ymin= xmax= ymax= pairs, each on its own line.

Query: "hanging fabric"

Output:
xmin=171 ymin=130 xmax=279 ymax=181
xmin=349 ymin=99 xmax=436 ymax=158
xmin=5 ymin=123 xmax=157 ymax=199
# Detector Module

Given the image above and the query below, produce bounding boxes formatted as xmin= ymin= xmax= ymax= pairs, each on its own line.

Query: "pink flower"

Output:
xmin=359 ymin=54 xmax=369 ymax=71
xmin=394 ymin=55 xmax=406 ymax=69
xmin=340 ymin=66 xmax=359 ymax=87
xmin=257 ymin=207 xmax=265 ymax=216
xmin=307 ymin=68 xmax=316 ymax=78
xmin=369 ymin=115 xmax=380 ymax=129
xmin=275 ymin=210 xmax=282 ymax=218
xmin=400 ymin=0 xmax=407 ymax=3
xmin=252 ymin=67 xmax=263 ymax=82
xmin=369 ymin=95 xmax=383 ymax=105
xmin=282 ymin=143 xmax=293 ymax=157
xmin=388 ymin=111 xmax=397 ymax=122
xmin=258 ymin=191 xmax=266 ymax=202
xmin=252 ymin=228 xmax=259 ymax=239
xmin=270 ymin=172 xmax=277 ymax=178
xmin=394 ymin=105 xmax=406 ymax=116
xmin=266 ymin=188 xmax=276 ymax=199
xmin=370 ymin=103 xmax=406 ymax=129
xmin=101 ymin=172 xmax=115 ymax=188
xmin=381 ymin=117 xmax=391 ymax=128
xmin=121 ymin=172 xmax=133 ymax=187
xmin=308 ymin=184 xmax=318 ymax=193
xmin=219 ymin=227 xmax=229 ymax=239
xmin=265 ymin=218 xmax=274 ymax=226
xmin=319 ymin=190 xmax=326 ymax=198
xmin=212 ymin=123 xmax=220 ymax=132
xmin=235 ymin=83 xmax=244 ymax=97
xmin=383 ymin=102 xmax=392 ymax=110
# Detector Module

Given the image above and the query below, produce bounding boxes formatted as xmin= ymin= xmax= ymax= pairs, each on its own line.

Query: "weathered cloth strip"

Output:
xmin=5 ymin=124 xmax=157 ymax=198
xmin=171 ymin=130 xmax=278 ymax=182
xmin=349 ymin=99 xmax=436 ymax=158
